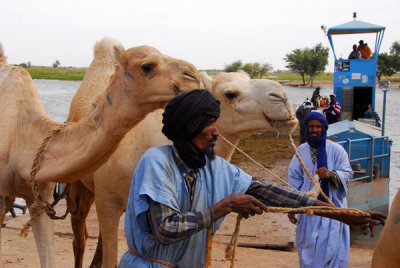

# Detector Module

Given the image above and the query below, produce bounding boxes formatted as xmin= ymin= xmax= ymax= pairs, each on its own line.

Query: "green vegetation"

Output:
xmin=284 ymin=43 xmax=329 ymax=86
xmin=377 ymin=41 xmax=400 ymax=81
xmin=25 ymin=67 xmax=86 ymax=81
xmin=22 ymin=66 xmax=399 ymax=83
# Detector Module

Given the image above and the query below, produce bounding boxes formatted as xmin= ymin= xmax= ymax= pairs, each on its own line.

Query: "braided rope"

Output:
xmin=287 ymin=135 xmax=334 ymax=206
xmin=216 ymin=134 xmax=370 ymax=268
xmin=20 ymin=124 xmax=71 ymax=237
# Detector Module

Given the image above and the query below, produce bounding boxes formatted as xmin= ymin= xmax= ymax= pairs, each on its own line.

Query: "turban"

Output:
xmin=304 ymin=112 xmax=330 ymax=201
xmin=162 ymin=89 xmax=220 ymax=168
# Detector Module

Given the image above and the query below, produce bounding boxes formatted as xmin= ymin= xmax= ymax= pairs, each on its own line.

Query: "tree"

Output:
xmin=377 ymin=41 xmax=400 ymax=81
xmin=284 ymin=43 xmax=329 ymax=86
xmin=224 ymin=60 xmax=242 ymax=72
xmin=259 ymin=63 xmax=273 ymax=78
xmin=53 ymin=60 xmax=61 ymax=68
xmin=307 ymin=43 xmax=329 ymax=86
xmin=241 ymin=63 xmax=254 ymax=77
xmin=284 ymin=48 xmax=308 ymax=85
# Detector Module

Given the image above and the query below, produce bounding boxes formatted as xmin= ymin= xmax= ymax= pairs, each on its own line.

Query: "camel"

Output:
xmin=66 ymin=57 xmax=297 ymax=267
xmin=371 ymin=188 xmax=400 ymax=267
xmin=0 ymin=39 xmax=200 ymax=268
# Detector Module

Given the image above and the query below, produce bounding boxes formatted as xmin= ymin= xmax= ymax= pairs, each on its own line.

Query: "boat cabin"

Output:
xmin=327 ymin=16 xmax=385 ymax=125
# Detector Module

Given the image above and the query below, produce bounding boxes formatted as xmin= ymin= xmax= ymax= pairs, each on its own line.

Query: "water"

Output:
xmin=29 ymin=80 xmax=400 ymax=207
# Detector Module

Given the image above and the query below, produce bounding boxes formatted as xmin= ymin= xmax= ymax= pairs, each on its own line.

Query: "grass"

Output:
xmin=26 ymin=67 xmax=87 ymax=81
xmin=23 ymin=66 xmax=400 ymax=83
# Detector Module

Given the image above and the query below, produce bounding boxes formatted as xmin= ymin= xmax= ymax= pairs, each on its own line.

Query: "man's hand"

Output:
xmin=214 ymin=193 xmax=267 ymax=219
xmin=315 ymin=167 xmax=331 ymax=179
xmin=288 ymin=212 xmax=297 ymax=224
xmin=315 ymin=210 xmax=387 ymax=237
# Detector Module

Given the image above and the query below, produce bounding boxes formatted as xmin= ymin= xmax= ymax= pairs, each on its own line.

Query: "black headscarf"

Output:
xmin=162 ymin=89 xmax=220 ymax=168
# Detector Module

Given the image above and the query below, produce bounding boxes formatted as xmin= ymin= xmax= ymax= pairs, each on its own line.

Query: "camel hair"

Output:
xmin=0 ymin=39 xmax=201 ymax=268
xmin=65 ymin=42 xmax=298 ymax=267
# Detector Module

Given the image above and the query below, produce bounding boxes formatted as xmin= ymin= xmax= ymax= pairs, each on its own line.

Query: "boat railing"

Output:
xmin=336 ymin=136 xmax=391 ymax=182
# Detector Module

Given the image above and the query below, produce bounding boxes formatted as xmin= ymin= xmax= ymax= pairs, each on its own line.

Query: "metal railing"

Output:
xmin=336 ymin=136 xmax=391 ymax=182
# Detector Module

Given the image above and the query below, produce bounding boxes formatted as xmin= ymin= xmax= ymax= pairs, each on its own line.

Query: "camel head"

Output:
xmin=201 ymin=71 xmax=297 ymax=140
xmin=110 ymin=45 xmax=202 ymax=116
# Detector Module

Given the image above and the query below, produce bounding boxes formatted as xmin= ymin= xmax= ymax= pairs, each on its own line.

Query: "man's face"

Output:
xmin=308 ymin=120 xmax=323 ymax=137
xmin=330 ymin=95 xmax=335 ymax=102
xmin=191 ymin=118 xmax=220 ymax=158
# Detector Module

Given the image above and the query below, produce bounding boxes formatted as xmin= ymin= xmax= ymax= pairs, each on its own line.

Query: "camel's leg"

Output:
xmin=0 ymin=196 xmax=6 ymax=264
xmin=89 ymin=234 xmax=103 ymax=268
xmin=26 ymin=183 xmax=56 ymax=268
xmin=69 ymin=180 xmax=95 ymax=268
xmin=95 ymin=192 xmax=125 ymax=268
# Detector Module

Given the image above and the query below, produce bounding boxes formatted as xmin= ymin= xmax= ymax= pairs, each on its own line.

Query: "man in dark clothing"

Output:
xmin=311 ymin=87 xmax=321 ymax=107
xmin=348 ymin=44 xmax=361 ymax=59
xmin=295 ymin=101 xmax=315 ymax=144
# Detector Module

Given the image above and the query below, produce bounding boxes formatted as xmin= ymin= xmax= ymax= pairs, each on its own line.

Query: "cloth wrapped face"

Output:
xmin=162 ymin=89 xmax=220 ymax=168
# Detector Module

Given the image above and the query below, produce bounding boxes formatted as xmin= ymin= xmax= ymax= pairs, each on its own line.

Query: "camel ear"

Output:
xmin=237 ymin=70 xmax=250 ymax=78
xmin=113 ymin=45 xmax=128 ymax=67
xmin=200 ymin=71 xmax=213 ymax=90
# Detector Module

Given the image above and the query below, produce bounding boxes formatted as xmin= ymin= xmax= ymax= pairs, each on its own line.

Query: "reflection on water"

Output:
xmin=33 ymin=80 xmax=400 ymax=205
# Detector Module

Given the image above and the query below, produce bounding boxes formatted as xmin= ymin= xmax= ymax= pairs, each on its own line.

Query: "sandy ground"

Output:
xmin=1 ymin=132 xmax=376 ymax=267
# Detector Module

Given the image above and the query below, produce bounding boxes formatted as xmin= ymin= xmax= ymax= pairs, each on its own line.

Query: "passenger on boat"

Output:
xmin=357 ymin=40 xmax=372 ymax=59
xmin=363 ymin=104 xmax=382 ymax=127
xmin=323 ymin=94 xmax=341 ymax=124
xmin=288 ymin=112 xmax=353 ymax=268
xmin=311 ymin=87 xmax=321 ymax=107
xmin=348 ymin=44 xmax=362 ymax=59
xmin=296 ymin=101 xmax=315 ymax=144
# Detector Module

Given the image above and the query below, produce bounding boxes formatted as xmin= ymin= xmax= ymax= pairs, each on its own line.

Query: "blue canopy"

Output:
xmin=328 ymin=20 xmax=385 ymax=35
xmin=327 ymin=19 xmax=385 ymax=60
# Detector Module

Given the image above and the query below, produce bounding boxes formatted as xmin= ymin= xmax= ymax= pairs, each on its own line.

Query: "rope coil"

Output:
xmin=20 ymin=124 xmax=71 ymax=237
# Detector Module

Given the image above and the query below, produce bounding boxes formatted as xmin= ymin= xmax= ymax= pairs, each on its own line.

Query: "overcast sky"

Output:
xmin=1 ymin=0 xmax=399 ymax=71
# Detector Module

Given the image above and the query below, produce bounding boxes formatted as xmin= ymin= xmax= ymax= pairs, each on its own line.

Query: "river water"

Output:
xmin=33 ymin=79 xmax=400 ymax=207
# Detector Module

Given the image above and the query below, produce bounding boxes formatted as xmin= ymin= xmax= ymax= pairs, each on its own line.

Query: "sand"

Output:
xmin=1 ymin=132 xmax=376 ymax=267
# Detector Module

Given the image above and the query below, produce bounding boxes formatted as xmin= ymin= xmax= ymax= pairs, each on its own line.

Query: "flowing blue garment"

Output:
xmin=119 ymin=145 xmax=252 ymax=268
xmin=288 ymin=140 xmax=353 ymax=268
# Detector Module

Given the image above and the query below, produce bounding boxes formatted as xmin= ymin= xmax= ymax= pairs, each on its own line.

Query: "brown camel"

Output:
xmin=371 ymin=189 xmax=400 ymax=267
xmin=0 ymin=39 xmax=200 ymax=268
xmin=67 ymin=55 xmax=297 ymax=267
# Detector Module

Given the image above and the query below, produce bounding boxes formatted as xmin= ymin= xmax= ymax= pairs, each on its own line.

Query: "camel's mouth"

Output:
xmin=263 ymin=111 xmax=297 ymax=135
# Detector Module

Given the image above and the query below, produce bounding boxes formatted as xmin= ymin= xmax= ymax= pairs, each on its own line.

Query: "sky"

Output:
xmin=1 ymin=0 xmax=399 ymax=71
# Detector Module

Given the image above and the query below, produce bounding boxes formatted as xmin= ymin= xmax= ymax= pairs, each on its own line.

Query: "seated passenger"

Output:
xmin=357 ymin=40 xmax=372 ymax=59
xmin=348 ymin=44 xmax=361 ymax=59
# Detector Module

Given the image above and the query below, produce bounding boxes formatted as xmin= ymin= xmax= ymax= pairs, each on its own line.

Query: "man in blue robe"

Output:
xmin=119 ymin=90 xmax=385 ymax=268
xmin=288 ymin=111 xmax=352 ymax=268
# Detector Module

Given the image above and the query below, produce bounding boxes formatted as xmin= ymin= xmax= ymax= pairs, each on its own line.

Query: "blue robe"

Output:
xmin=288 ymin=140 xmax=353 ymax=268
xmin=119 ymin=145 xmax=252 ymax=267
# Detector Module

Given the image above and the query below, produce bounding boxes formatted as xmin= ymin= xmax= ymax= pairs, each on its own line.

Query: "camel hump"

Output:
xmin=0 ymin=43 xmax=8 ymax=65
xmin=93 ymin=37 xmax=123 ymax=61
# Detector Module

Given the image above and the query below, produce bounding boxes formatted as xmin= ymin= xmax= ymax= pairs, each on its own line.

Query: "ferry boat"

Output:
xmin=324 ymin=14 xmax=392 ymax=247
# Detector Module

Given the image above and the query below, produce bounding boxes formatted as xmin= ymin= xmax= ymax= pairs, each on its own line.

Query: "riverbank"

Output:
xmin=23 ymin=67 xmax=400 ymax=87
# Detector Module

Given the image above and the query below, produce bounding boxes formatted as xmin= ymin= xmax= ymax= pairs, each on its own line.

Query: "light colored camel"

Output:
xmin=371 ymin=188 xmax=400 ymax=267
xmin=67 ymin=61 xmax=297 ymax=267
xmin=0 ymin=39 xmax=200 ymax=268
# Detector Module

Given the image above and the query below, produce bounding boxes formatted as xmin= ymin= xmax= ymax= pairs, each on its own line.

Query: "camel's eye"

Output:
xmin=225 ymin=91 xmax=238 ymax=100
xmin=141 ymin=63 xmax=154 ymax=74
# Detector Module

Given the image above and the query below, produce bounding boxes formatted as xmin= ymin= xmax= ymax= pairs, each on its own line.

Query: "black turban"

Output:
xmin=162 ymin=89 xmax=221 ymax=168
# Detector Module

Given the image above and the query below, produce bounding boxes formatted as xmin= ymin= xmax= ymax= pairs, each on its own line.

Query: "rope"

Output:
xmin=20 ymin=124 xmax=72 ymax=237
xmin=287 ymin=135 xmax=334 ymax=206
xmin=216 ymin=133 xmax=368 ymax=268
